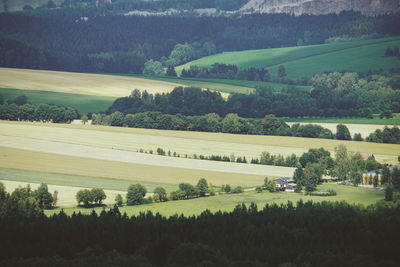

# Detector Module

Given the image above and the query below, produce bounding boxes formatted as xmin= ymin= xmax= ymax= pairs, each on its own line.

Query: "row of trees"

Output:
xmin=0 ymin=95 xmax=80 ymax=123
xmin=76 ymin=188 xmax=107 ymax=207
xmin=107 ymin=71 xmax=400 ymax=118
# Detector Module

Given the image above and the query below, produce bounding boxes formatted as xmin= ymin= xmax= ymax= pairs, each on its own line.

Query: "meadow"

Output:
xmin=0 ymin=88 xmax=115 ymax=114
xmin=43 ymin=183 xmax=384 ymax=217
xmin=0 ymin=68 xmax=183 ymax=97
xmin=178 ymin=37 xmax=400 ymax=78
xmin=127 ymin=75 xmax=311 ymax=94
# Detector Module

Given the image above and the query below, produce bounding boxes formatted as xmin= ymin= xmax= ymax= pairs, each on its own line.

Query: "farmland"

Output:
xmin=42 ymin=183 xmax=384 ymax=216
xmin=178 ymin=37 xmax=400 ymax=78
xmin=0 ymin=68 xmax=184 ymax=97
xmin=0 ymin=88 xmax=115 ymax=114
xmin=124 ymin=75 xmax=311 ymax=94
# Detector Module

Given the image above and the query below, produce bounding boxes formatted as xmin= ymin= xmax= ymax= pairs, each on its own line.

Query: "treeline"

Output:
xmin=1 ymin=10 xmax=399 ymax=73
xmin=97 ymin=105 xmax=400 ymax=144
xmin=1 ymin=188 xmax=400 ymax=266
xmin=107 ymin=71 xmax=400 ymax=118
xmin=181 ymin=63 xmax=308 ymax=85
xmin=0 ymin=94 xmax=80 ymax=123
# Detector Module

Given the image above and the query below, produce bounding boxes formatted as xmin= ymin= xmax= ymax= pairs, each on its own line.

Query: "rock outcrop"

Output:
xmin=240 ymin=0 xmax=400 ymax=16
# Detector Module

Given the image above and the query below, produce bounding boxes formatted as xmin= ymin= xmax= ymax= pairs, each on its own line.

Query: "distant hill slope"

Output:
xmin=241 ymin=0 xmax=400 ymax=16
xmin=177 ymin=37 xmax=400 ymax=79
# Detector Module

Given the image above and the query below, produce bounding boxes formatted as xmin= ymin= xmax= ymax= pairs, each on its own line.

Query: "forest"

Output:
xmin=1 ymin=181 xmax=400 ymax=267
xmin=0 ymin=10 xmax=399 ymax=73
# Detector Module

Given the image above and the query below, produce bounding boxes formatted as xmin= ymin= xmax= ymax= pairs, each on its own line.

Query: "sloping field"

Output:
xmin=287 ymin=122 xmax=397 ymax=138
xmin=178 ymin=37 xmax=400 ymax=78
xmin=0 ymin=88 xmax=115 ymax=114
xmin=126 ymin=75 xmax=311 ymax=94
xmin=0 ymin=68 xmax=184 ymax=97
xmin=284 ymin=116 xmax=400 ymax=125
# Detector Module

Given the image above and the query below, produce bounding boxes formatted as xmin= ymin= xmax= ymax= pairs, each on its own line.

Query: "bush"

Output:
xmin=231 ymin=186 xmax=244 ymax=194
xmin=307 ymin=189 xmax=337 ymax=196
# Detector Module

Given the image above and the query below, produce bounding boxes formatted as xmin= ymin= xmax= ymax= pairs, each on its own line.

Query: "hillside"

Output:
xmin=241 ymin=0 xmax=400 ymax=16
xmin=178 ymin=37 xmax=400 ymax=79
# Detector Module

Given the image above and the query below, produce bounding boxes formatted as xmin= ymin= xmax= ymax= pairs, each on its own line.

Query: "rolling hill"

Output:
xmin=178 ymin=37 xmax=400 ymax=79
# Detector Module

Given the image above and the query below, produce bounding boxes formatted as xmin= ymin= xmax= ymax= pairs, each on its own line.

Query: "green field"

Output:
xmin=45 ymin=183 xmax=384 ymax=217
xmin=178 ymin=37 xmax=400 ymax=79
xmin=284 ymin=115 xmax=400 ymax=125
xmin=0 ymin=88 xmax=115 ymax=114
xmin=127 ymin=75 xmax=311 ymax=94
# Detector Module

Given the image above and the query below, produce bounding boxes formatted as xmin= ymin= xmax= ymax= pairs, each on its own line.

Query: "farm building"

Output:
xmin=362 ymin=164 xmax=400 ymax=185
xmin=274 ymin=177 xmax=296 ymax=192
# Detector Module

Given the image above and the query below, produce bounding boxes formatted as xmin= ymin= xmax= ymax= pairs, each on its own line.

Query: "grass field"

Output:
xmin=0 ymin=88 xmax=115 ymax=114
xmin=284 ymin=116 xmax=400 ymax=125
xmin=178 ymin=37 xmax=400 ymax=79
xmin=0 ymin=68 xmax=184 ymax=97
xmin=43 ymin=183 xmax=384 ymax=216
xmin=125 ymin=75 xmax=311 ymax=94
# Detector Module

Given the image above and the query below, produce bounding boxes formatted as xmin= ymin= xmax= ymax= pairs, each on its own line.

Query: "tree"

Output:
xmin=381 ymin=165 xmax=391 ymax=185
xmin=81 ymin=115 xmax=89 ymax=125
xmin=336 ymin=124 xmax=351 ymax=140
xmin=385 ymin=185 xmax=394 ymax=201
xmin=255 ymin=186 xmax=263 ymax=193
xmin=333 ymin=145 xmax=351 ymax=181
xmin=115 ymin=194 xmax=123 ymax=206
xmin=353 ymin=133 xmax=363 ymax=141
xmin=231 ymin=186 xmax=243 ymax=194
xmin=52 ymin=190 xmax=58 ymax=207
xmin=0 ymin=182 xmax=6 ymax=201
xmin=303 ymin=163 xmax=324 ymax=192
xmin=179 ymin=183 xmax=198 ymax=198
xmin=153 ymin=187 xmax=168 ymax=202
xmin=126 ymin=184 xmax=147 ymax=205
xmin=166 ymin=66 xmax=177 ymax=77
xmin=223 ymin=184 xmax=231 ymax=193
xmin=293 ymin=167 xmax=305 ymax=184
xmin=196 ymin=178 xmax=209 ymax=197
xmin=277 ymin=65 xmax=286 ymax=78
xmin=348 ymin=153 xmax=363 ymax=186
xmin=91 ymin=188 xmax=106 ymax=204
xmin=142 ymin=60 xmax=164 ymax=76
xmin=76 ymin=189 xmax=94 ymax=206
xmin=33 ymin=183 xmax=54 ymax=209
xmin=392 ymin=168 xmax=400 ymax=191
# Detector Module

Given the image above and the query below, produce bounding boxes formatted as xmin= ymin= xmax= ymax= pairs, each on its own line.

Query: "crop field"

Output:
xmin=126 ymin=75 xmax=311 ymax=94
xmin=0 ymin=88 xmax=115 ymax=114
xmin=286 ymin=122 xmax=397 ymax=137
xmin=0 ymin=68 xmax=184 ymax=97
xmin=284 ymin=116 xmax=400 ymax=125
xmin=178 ymin=37 xmax=400 ymax=78
xmin=44 ymin=184 xmax=384 ymax=216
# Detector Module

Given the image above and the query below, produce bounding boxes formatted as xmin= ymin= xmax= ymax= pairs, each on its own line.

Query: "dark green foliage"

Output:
xmin=115 ymin=194 xmax=123 ymax=206
xmin=127 ymin=184 xmax=147 ymax=205
xmin=178 ymin=183 xmax=198 ymax=198
xmin=255 ymin=186 xmax=263 ymax=193
xmin=32 ymin=183 xmax=54 ymax=209
xmin=153 ymin=187 xmax=168 ymax=202
xmin=353 ymin=133 xmax=363 ymax=141
xmin=299 ymin=148 xmax=334 ymax=169
xmin=366 ymin=127 xmax=400 ymax=144
xmin=231 ymin=186 xmax=244 ymax=194
xmin=166 ymin=66 xmax=177 ymax=77
xmin=196 ymin=178 xmax=209 ymax=197
xmin=336 ymin=124 xmax=352 ymax=140
xmin=385 ymin=185 xmax=394 ymax=201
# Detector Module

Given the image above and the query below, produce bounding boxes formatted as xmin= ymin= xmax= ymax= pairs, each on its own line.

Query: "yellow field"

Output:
xmin=2 ymin=120 xmax=397 ymax=163
xmin=0 ymin=68 xmax=184 ymax=97
xmin=287 ymin=122 xmax=396 ymax=137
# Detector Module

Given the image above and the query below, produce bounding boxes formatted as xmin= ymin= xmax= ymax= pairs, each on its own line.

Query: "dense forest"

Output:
xmin=106 ymin=72 xmax=400 ymax=118
xmin=0 ymin=9 xmax=399 ymax=73
xmin=1 ymin=184 xmax=400 ymax=267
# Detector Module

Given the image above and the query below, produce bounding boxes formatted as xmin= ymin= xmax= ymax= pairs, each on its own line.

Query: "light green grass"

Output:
xmin=0 ymin=88 xmax=115 ymax=114
xmin=45 ymin=184 xmax=384 ymax=217
xmin=0 ymin=168 xmax=178 ymax=193
xmin=284 ymin=115 xmax=400 ymax=125
xmin=178 ymin=37 xmax=400 ymax=79
xmin=113 ymin=74 xmax=311 ymax=94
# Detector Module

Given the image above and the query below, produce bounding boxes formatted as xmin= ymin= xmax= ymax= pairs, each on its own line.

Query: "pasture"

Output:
xmin=44 ymin=184 xmax=384 ymax=216
xmin=0 ymin=88 xmax=115 ymax=114
xmin=0 ymin=68 xmax=184 ymax=97
xmin=177 ymin=37 xmax=400 ymax=78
